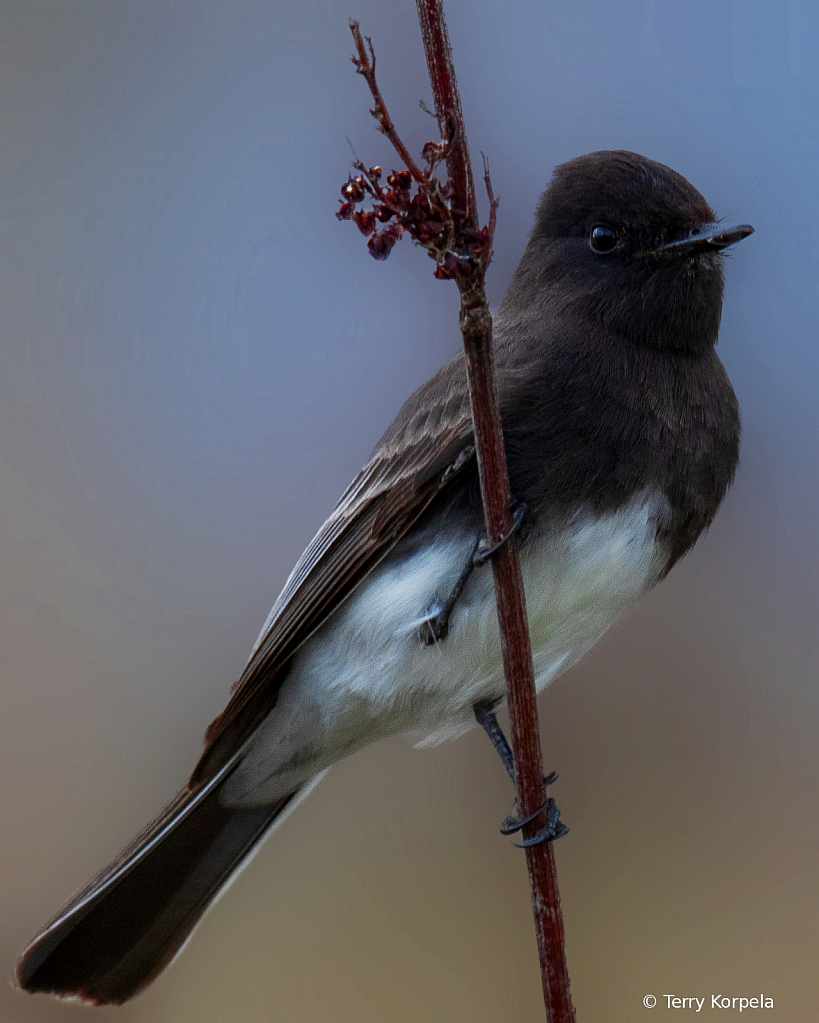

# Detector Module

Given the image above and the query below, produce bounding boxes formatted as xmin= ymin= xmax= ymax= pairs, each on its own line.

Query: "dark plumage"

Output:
xmin=14 ymin=151 xmax=750 ymax=1005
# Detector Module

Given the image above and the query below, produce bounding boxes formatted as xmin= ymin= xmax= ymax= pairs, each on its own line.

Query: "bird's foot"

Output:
xmin=500 ymin=772 xmax=569 ymax=847
xmin=417 ymin=537 xmax=481 ymax=646
xmin=473 ymin=699 xmax=568 ymax=845
xmin=418 ymin=502 xmax=529 ymax=647
xmin=471 ymin=502 xmax=528 ymax=567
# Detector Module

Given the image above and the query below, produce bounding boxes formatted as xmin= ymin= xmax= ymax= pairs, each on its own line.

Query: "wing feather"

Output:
xmin=191 ymin=354 xmax=474 ymax=784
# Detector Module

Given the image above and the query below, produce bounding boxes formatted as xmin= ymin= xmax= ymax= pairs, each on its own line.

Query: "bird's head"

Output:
xmin=503 ymin=150 xmax=753 ymax=355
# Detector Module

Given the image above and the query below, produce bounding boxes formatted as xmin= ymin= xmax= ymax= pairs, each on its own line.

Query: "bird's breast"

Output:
xmin=284 ymin=488 xmax=672 ymax=748
xmin=222 ymin=488 xmax=672 ymax=806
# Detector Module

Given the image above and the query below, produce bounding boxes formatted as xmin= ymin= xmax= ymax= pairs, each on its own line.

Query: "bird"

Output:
xmin=14 ymin=150 xmax=752 ymax=1005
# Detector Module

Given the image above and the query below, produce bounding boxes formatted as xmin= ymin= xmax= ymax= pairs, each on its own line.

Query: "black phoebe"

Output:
xmin=14 ymin=150 xmax=752 ymax=1004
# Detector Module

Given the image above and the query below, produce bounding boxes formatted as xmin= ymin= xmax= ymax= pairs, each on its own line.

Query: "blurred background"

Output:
xmin=2 ymin=1 xmax=817 ymax=1020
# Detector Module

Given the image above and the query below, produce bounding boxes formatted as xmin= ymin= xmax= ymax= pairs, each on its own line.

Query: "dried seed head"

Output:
xmin=383 ymin=188 xmax=410 ymax=212
xmin=421 ymin=140 xmax=447 ymax=164
xmin=406 ymin=192 xmax=434 ymax=228
xmin=413 ymin=220 xmax=445 ymax=245
xmin=408 ymin=190 xmax=431 ymax=213
xmin=433 ymin=252 xmax=460 ymax=280
xmin=353 ymin=209 xmax=376 ymax=236
xmin=341 ymin=178 xmax=366 ymax=202
xmin=336 ymin=200 xmax=356 ymax=221
xmin=367 ymin=223 xmax=403 ymax=261
xmin=386 ymin=170 xmax=412 ymax=190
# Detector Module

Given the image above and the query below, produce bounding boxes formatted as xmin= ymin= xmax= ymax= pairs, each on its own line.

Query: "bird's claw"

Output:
xmin=419 ymin=503 xmax=529 ymax=647
xmin=499 ymin=773 xmax=568 ymax=846
xmin=472 ymin=502 xmax=528 ymax=567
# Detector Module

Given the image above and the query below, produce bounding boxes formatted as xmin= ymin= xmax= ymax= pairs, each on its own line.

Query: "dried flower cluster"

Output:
xmin=336 ymin=27 xmax=495 ymax=279
xmin=337 ymin=158 xmax=492 ymax=278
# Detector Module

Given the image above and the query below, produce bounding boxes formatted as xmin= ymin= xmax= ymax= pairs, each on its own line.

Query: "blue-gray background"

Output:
xmin=3 ymin=1 xmax=817 ymax=1020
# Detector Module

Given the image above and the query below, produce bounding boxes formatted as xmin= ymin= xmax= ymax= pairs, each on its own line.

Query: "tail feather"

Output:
xmin=14 ymin=756 xmax=299 ymax=1005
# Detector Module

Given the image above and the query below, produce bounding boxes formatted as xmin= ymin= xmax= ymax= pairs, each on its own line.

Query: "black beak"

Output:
xmin=652 ymin=221 xmax=754 ymax=256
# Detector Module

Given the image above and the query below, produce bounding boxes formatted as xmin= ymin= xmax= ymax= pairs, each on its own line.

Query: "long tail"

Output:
xmin=14 ymin=757 xmax=319 ymax=1005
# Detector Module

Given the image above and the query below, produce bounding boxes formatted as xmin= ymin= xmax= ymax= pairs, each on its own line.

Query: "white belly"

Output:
xmin=222 ymin=490 xmax=670 ymax=806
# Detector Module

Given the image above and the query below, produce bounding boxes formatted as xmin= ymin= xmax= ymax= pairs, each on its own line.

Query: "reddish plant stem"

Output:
xmin=350 ymin=23 xmax=426 ymax=185
xmin=349 ymin=21 xmax=452 ymax=247
xmin=415 ymin=0 xmax=477 ymax=233
xmin=481 ymin=153 xmax=499 ymax=252
xmin=345 ymin=5 xmax=575 ymax=1017
xmin=459 ymin=267 xmax=576 ymax=1023
xmin=414 ymin=3 xmax=575 ymax=1020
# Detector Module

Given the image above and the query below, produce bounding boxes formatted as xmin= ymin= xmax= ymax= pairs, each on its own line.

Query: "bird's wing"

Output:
xmin=191 ymin=354 xmax=475 ymax=784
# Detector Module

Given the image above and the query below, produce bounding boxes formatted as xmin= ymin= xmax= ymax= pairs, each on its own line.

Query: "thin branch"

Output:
xmin=481 ymin=152 xmax=499 ymax=256
xmin=349 ymin=22 xmax=426 ymax=185
xmin=340 ymin=8 xmax=576 ymax=1017
xmin=415 ymin=5 xmax=575 ymax=1019
xmin=415 ymin=0 xmax=477 ymax=234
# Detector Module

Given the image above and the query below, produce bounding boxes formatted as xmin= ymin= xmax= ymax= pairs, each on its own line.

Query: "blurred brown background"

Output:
xmin=2 ymin=1 xmax=817 ymax=1020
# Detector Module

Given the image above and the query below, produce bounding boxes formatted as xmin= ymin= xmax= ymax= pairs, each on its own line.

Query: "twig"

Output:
xmin=415 ymin=7 xmax=574 ymax=1018
xmin=350 ymin=24 xmax=426 ymax=185
xmin=415 ymin=0 xmax=476 ymax=233
xmin=481 ymin=152 xmax=499 ymax=252
xmin=340 ymin=6 xmax=575 ymax=1019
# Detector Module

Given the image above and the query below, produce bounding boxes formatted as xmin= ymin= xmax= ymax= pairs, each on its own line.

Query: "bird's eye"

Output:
xmin=589 ymin=225 xmax=618 ymax=253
